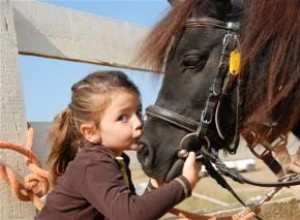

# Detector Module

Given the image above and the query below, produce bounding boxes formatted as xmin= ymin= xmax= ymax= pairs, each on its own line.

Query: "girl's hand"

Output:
xmin=182 ymin=152 xmax=202 ymax=189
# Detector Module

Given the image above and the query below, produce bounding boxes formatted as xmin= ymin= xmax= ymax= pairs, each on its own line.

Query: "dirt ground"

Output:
xmin=131 ymin=159 xmax=300 ymax=219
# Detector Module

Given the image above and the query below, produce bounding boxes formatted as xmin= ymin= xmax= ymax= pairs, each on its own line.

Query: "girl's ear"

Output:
xmin=80 ymin=123 xmax=101 ymax=143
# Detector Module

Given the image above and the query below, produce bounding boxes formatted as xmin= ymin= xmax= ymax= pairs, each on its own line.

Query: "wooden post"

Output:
xmin=0 ymin=0 xmax=36 ymax=218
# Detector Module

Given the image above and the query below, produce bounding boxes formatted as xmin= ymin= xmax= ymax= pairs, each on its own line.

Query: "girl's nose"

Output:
xmin=132 ymin=114 xmax=143 ymax=130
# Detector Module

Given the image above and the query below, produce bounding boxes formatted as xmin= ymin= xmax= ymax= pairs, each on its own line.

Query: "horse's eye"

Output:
xmin=181 ymin=54 xmax=208 ymax=71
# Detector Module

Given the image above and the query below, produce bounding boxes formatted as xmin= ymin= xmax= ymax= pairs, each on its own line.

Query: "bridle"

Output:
xmin=146 ymin=18 xmax=238 ymax=151
xmin=147 ymin=17 xmax=242 ymax=158
xmin=143 ymin=1 xmax=300 ymax=219
xmin=146 ymin=16 xmax=254 ymax=208
xmin=145 ymin=6 xmax=300 ymax=202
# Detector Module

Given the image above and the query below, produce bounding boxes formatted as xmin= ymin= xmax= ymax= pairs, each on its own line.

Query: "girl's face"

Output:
xmin=98 ymin=92 xmax=142 ymax=156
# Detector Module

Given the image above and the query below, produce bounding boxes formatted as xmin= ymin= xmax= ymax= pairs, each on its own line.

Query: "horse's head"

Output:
xmin=138 ymin=0 xmax=300 ymax=183
xmin=137 ymin=0 xmax=243 ymax=182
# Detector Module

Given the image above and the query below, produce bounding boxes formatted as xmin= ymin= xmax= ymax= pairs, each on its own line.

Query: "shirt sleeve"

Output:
xmin=79 ymin=157 xmax=191 ymax=220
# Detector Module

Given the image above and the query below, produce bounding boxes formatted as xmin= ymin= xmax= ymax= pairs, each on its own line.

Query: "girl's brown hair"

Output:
xmin=48 ymin=70 xmax=140 ymax=185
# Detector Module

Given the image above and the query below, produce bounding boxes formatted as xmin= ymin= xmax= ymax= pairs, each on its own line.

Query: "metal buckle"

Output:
xmin=177 ymin=133 xmax=210 ymax=160
xmin=247 ymin=132 xmax=288 ymax=159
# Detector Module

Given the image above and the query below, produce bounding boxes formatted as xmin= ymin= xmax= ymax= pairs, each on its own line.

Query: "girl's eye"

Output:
xmin=118 ymin=115 xmax=128 ymax=122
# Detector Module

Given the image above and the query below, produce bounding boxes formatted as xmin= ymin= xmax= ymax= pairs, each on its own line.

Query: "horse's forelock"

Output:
xmin=135 ymin=0 xmax=198 ymax=73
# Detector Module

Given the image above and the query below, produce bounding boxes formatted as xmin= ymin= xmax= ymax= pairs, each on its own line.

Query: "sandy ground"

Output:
xmin=131 ymin=159 xmax=300 ymax=219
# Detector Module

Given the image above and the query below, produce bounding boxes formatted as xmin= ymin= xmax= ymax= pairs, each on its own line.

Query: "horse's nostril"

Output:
xmin=137 ymin=142 xmax=151 ymax=166
xmin=137 ymin=143 xmax=149 ymax=158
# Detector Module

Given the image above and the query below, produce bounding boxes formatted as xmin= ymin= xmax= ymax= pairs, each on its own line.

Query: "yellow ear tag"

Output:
xmin=229 ymin=50 xmax=241 ymax=75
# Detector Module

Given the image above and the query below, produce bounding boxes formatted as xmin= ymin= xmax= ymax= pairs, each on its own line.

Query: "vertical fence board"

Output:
xmin=0 ymin=0 xmax=36 ymax=219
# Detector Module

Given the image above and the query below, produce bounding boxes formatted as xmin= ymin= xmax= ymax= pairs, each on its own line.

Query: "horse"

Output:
xmin=136 ymin=0 xmax=300 ymax=201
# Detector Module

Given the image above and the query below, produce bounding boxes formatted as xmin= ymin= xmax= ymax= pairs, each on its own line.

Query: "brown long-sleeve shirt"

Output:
xmin=35 ymin=142 xmax=191 ymax=220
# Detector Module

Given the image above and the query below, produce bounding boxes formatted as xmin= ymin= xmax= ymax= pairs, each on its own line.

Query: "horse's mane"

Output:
xmin=241 ymin=0 xmax=300 ymax=136
xmin=136 ymin=0 xmax=198 ymax=72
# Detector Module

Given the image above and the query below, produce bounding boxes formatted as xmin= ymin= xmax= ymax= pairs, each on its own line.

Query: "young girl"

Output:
xmin=35 ymin=70 xmax=201 ymax=220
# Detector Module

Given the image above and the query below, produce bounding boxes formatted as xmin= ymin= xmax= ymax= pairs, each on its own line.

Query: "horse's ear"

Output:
xmin=213 ymin=0 xmax=243 ymax=22
xmin=229 ymin=0 xmax=243 ymax=22
xmin=168 ymin=0 xmax=185 ymax=6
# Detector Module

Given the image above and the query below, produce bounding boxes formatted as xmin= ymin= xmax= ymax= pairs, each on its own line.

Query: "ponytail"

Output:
xmin=48 ymin=107 xmax=79 ymax=186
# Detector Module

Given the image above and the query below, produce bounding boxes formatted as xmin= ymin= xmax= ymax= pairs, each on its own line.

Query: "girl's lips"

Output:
xmin=133 ymin=137 xmax=140 ymax=144
xmin=131 ymin=138 xmax=140 ymax=150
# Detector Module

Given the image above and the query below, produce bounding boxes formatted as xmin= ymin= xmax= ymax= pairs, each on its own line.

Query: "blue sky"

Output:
xmin=20 ymin=0 xmax=170 ymax=122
